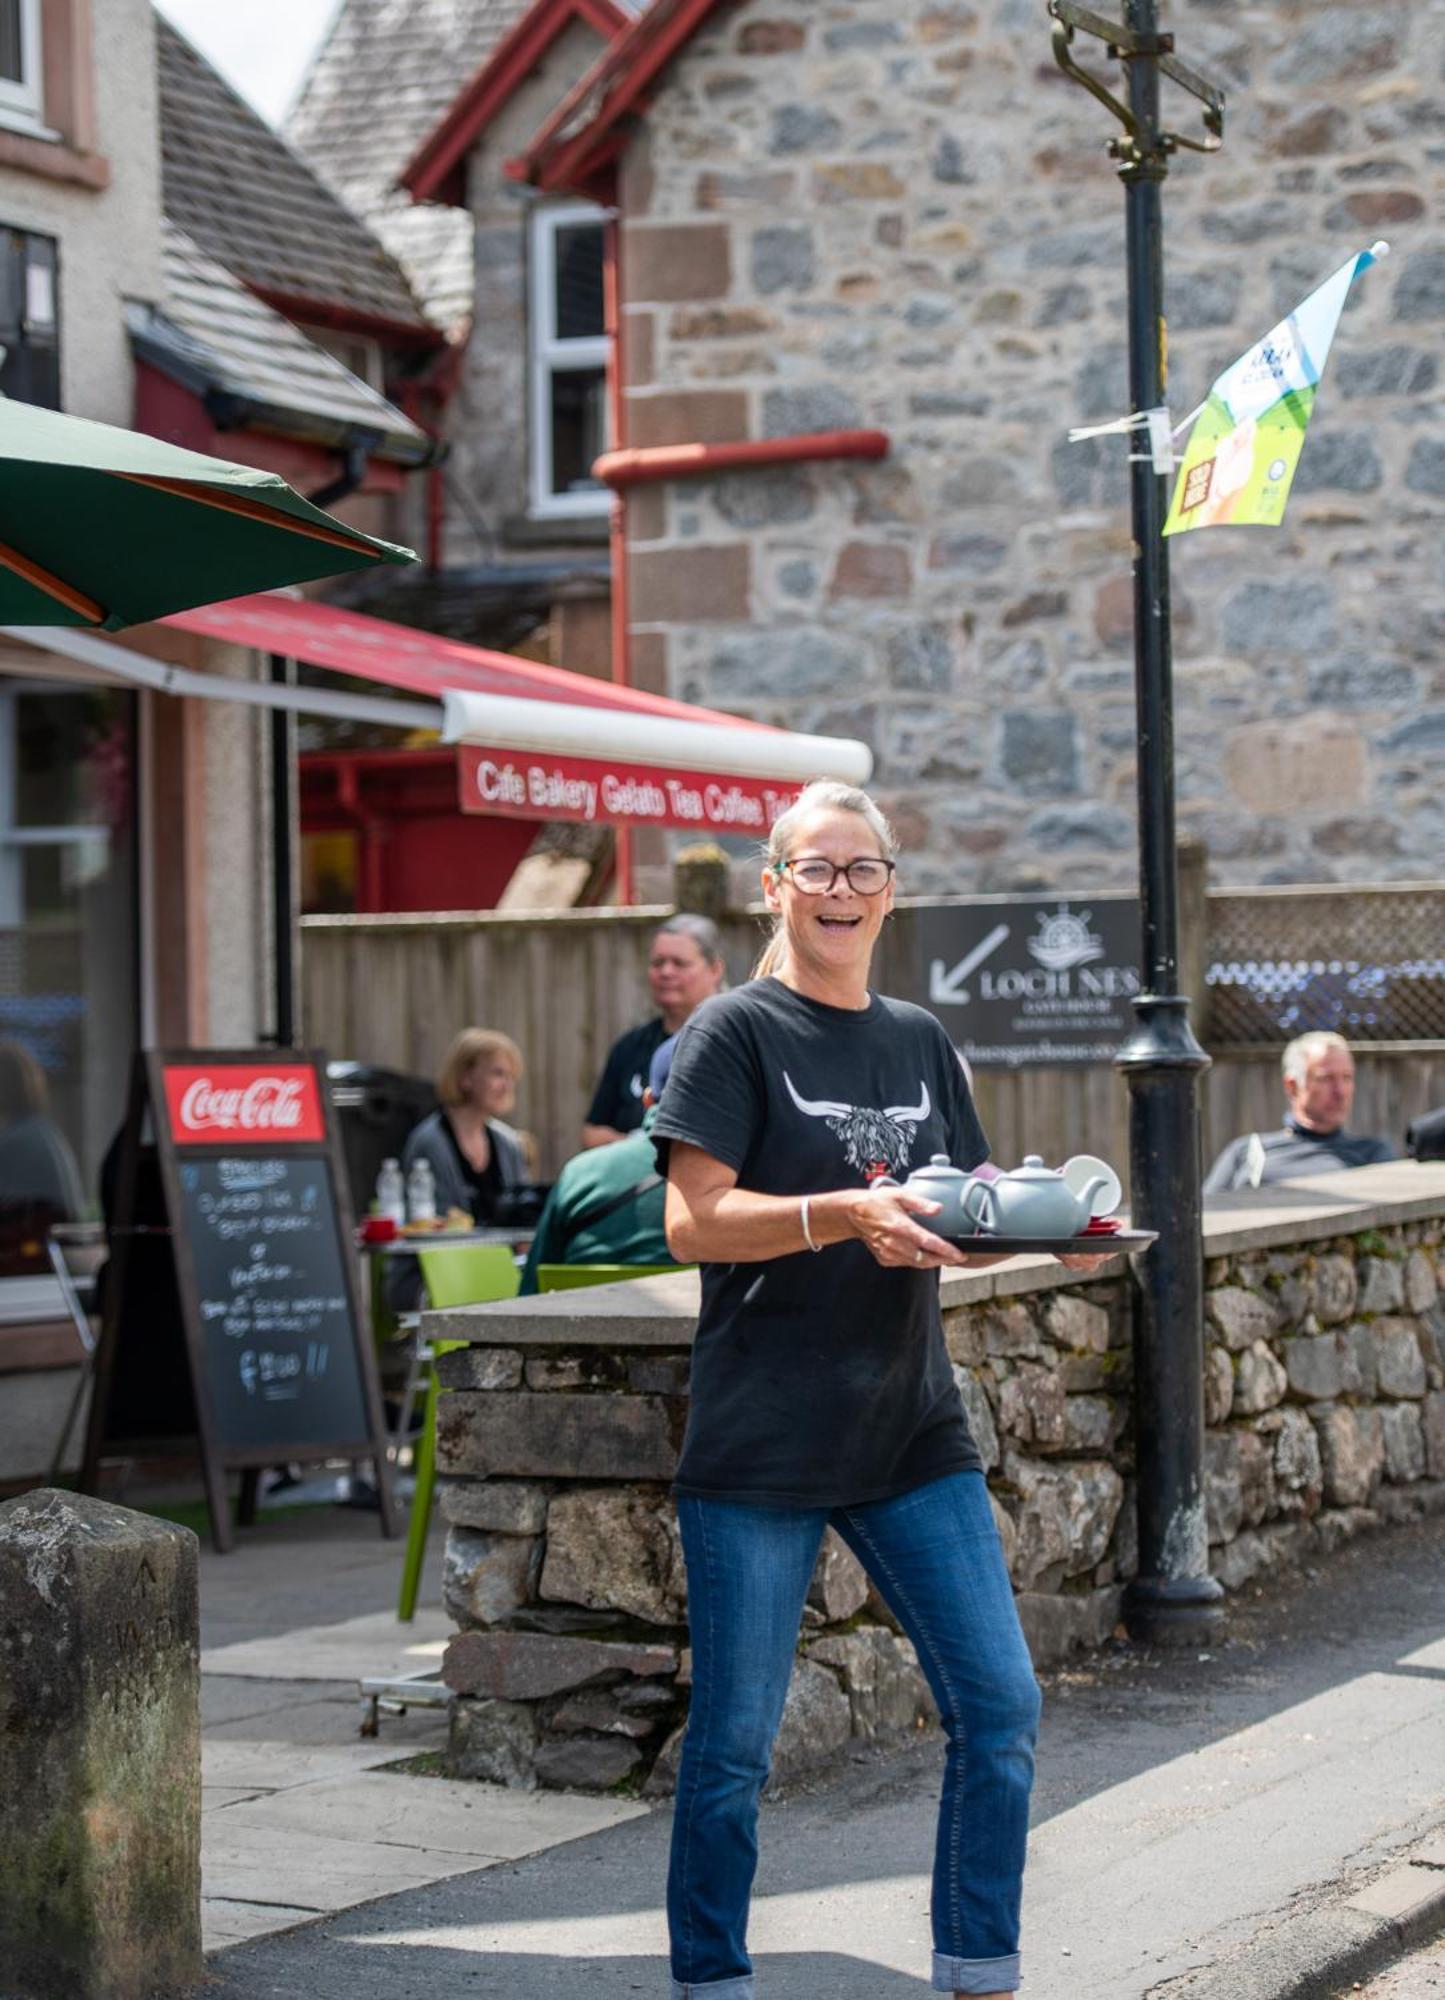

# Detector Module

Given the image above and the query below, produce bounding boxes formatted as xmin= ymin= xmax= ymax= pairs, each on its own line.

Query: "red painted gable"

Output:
xmin=402 ymin=0 xmax=633 ymax=207
xmin=508 ymin=0 xmax=734 ymax=195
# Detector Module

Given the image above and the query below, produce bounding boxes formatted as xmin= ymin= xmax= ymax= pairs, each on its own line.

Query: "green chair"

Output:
xmin=398 ymin=1245 xmax=520 ymax=1622
xmin=535 ymin=1262 xmax=684 ymax=1291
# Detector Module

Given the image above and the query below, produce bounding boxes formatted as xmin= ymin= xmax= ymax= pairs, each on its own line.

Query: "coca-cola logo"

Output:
xmin=163 ymin=1063 xmax=325 ymax=1145
xmin=180 ymin=1078 xmax=304 ymax=1132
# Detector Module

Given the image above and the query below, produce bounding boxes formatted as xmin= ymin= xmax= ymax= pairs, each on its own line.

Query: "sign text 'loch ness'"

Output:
xmin=911 ymin=898 xmax=1142 ymax=1067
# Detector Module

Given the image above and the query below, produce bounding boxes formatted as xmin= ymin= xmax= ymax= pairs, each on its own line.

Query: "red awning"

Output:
xmin=163 ymin=593 xmax=751 ymax=726
xmin=162 ymin=594 xmax=873 ymax=836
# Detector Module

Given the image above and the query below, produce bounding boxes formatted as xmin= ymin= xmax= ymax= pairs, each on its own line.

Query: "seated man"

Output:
xmin=519 ymin=1036 xmax=679 ymax=1293
xmin=1204 ymin=1031 xmax=1395 ymax=1194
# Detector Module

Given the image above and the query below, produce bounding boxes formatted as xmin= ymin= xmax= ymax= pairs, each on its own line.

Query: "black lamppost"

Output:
xmin=1049 ymin=0 xmax=1226 ymax=1643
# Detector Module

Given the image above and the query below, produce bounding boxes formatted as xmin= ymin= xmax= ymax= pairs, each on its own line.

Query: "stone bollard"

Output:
xmin=0 ymin=1489 xmax=202 ymax=2000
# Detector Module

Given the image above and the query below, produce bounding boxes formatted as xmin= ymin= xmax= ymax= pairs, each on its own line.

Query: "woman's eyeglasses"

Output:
xmin=775 ymin=857 xmax=896 ymax=896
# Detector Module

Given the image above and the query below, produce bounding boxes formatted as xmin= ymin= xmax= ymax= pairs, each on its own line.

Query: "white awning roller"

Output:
xmin=441 ymin=688 xmax=874 ymax=787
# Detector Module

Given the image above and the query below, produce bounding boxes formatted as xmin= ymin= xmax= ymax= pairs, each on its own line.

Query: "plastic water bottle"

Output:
xmin=376 ymin=1157 xmax=406 ymax=1228
xmin=406 ymin=1156 xmax=437 ymax=1225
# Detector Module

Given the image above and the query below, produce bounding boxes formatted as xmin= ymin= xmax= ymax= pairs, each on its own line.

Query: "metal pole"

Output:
xmin=1114 ymin=0 xmax=1223 ymax=1643
xmin=269 ymin=653 xmax=296 ymax=1048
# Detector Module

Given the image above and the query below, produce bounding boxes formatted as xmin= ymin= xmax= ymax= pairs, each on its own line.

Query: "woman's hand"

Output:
xmin=847 ymin=1184 xmax=974 ymax=1270
xmin=1055 ymin=1251 xmax=1117 ymax=1273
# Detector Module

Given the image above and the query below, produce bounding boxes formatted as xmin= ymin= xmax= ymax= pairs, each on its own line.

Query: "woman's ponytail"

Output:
xmin=752 ymin=926 xmax=788 ymax=981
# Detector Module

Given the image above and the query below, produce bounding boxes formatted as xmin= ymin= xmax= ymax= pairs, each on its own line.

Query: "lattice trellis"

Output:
xmin=1206 ymin=886 xmax=1445 ymax=1045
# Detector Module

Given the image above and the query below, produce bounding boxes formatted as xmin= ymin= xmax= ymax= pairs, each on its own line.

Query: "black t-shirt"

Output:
xmin=1204 ymin=1118 xmax=1395 ymax=1194
xmin=442 ymin=1115 xmax=504 ymax=1219
xmin=652 ymin=978 xmax=989 ymax=1508
xmin=587 ymin=1018 xmax=669 ymax=1134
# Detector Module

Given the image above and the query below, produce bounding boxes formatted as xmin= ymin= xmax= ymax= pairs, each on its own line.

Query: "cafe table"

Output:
xmin=357 ymin=1227 xmax=536 ymax=1440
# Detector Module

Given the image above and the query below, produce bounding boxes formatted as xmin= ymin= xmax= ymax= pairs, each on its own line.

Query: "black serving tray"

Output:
xmin=942 ymin=1229 xmax=1159 ymax=1255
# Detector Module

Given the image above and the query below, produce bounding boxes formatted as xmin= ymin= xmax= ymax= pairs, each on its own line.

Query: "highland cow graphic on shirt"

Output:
xmin=781 ymin=1072 xmax=931 ymax=1179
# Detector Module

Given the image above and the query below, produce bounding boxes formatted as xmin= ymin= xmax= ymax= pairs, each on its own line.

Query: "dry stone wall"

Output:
xmin=432 ymin=1194 xmax=1445 ymax=1795
xmin=615 ymin=0 xmax=1445 ymax=898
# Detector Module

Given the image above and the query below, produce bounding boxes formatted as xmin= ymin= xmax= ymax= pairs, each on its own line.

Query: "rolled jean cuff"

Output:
xmin=933 ymin=1949 xmax=1021 ymax=1993
xmin=671 ymin=1979 xmax=754 ymax=2000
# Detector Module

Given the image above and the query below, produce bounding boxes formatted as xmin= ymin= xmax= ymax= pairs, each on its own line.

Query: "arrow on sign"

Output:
xmin=929 ymin=924 xmax=1010 ymax=1006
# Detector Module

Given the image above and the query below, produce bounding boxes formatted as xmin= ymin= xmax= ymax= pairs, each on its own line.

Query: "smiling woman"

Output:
xmin=649 ymin=777 xmax=1110 ymax=2000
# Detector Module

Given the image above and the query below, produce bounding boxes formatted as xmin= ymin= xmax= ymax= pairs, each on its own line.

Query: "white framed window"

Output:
xmin=0 ymin=0 xmax=44 ymax=131
xmin=528 ymin=202 xmax=611 ymax=521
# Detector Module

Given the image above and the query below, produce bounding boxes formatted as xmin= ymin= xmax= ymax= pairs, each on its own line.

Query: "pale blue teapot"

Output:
xmin=877 ymin=1153 xmax=1117 ymax=1238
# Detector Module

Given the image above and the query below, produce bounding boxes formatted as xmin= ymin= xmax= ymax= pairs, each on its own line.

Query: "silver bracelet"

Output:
xmin=800 ymin=1195 xmax=822 ymax=1253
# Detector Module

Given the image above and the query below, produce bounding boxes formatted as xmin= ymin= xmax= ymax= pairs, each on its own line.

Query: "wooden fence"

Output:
xmin=301 ymin=897 xmax=1445 ymax=1186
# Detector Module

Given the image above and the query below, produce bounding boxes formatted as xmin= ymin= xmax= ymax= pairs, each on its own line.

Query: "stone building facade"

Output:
xmin=430 ymin=1167 xmax=1445 ymax=1793
xmin=413 ymin=0 xmax=1445 ymax=895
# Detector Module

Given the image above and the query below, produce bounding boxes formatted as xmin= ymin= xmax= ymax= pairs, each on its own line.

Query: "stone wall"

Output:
xmin=611 ymin=0 xmax=1445 ymax=899
xmin=446 ymin=16 xmax=613 ymax=573
xmin=430 ymin=1166 xmax=1445 ymax=1793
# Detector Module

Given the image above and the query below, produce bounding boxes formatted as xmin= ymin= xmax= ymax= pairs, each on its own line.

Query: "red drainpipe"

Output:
xmin=594 ymin=429 xmax=890 ymax=488
xmin=603 ymin=203 xmax=633 ymax=905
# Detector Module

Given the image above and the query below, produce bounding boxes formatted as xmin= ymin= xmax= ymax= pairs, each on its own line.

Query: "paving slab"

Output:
xmin=201 ymin=1606 xmax=451 ymax=1681
xmin=202 ymin=1899 xmax=322 ymax=1951
xmin=202 ymin=1734 xmax=443 ymax=1791
xmin=1350 ymin=1870 xmax=1445 ymax=1925
xmin=202 ymin=1676 xmax=350 ymax=1726
xmin=203 ymin=1786 xmax=273 ymax=1813
xmin=215 ymin=1770 xmax=648 ymax=1862
xmin=203 ymin=1688 xmax=442 ymax=1752
xmin=203 ymin=1819 xmax=484 ymax=1912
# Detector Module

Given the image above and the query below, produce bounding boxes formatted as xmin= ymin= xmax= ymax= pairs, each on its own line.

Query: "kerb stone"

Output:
xmin=436 ymin=1390 xmax=681 ymax=1481
xmin=443 ymin=1629 xmax=678 ymax=1700
xmin=0 ymin=1489 xmax=201 ymax=2000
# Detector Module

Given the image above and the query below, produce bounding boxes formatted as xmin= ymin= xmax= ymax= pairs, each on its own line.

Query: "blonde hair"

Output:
xmin=753 ymin=779 xmax=898 ymax=979
xmin=437 ymin=1028 xmax=524 ymax=1107
xmin=1282 ymin=1030 xmax=1351 ymax=1089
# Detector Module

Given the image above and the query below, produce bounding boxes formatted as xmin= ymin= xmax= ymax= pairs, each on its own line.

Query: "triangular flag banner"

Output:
xmin=1163 ymin=245 xmax=1385 ymax=537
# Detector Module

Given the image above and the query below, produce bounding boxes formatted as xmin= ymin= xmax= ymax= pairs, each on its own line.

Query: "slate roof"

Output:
xmin=157 ymin=12 xmax=432 ymax=336
xmin=287 ymin=0 xmax=520 ymax=336
xmin=130 ymin=224 xmax=432 ymax=464
xmin=286 ymin=0 xmax=648 ymax=334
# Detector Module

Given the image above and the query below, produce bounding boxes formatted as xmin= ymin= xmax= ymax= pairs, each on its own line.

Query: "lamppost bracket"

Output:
xmin=1048 ymin=0 xmax=1226 ymax=161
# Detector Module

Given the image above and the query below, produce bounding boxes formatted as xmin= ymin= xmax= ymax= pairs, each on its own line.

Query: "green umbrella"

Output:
xmin=0 ymin=397 xmax=416 ymax=630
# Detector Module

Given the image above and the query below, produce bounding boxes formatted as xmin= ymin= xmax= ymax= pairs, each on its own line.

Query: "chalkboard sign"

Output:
xmin=179 ymin=1154 xmax=367 ymax=1452
xmin=84 ymin=1049 xmax=394 ymax=1552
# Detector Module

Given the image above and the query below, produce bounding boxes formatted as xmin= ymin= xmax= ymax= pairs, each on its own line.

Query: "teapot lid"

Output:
xmin=911 ymin=1152 xmax=970 ymax=1180
xmin=1008 ymin=1154 xmax=1065 ymax=1181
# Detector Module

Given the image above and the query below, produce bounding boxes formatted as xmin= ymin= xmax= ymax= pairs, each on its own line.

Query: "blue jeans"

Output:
xmin=667 ymin=1469 xmax=1040 ymax=1999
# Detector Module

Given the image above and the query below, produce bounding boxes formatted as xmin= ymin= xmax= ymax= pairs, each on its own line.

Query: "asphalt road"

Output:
xmin=208 ymin=1512 xmax=1445 ymax=2000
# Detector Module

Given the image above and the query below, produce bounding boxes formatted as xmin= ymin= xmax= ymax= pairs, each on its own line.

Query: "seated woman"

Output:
xmin=402 ymin=1028 xmax=529 ymax=1224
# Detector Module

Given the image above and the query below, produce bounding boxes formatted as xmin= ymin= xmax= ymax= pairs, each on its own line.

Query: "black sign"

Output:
xmin=179 ymin=1155 xmax=367 ymax=1453
xmin=83 ymin=1050 xmax=395 ymax=1553
xmin=911 ymin=897 xmax=1141 ymax=1066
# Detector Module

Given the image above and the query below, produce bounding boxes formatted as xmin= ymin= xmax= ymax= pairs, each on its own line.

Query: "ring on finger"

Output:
xmin=914 ymin=1247 xmax=924 ymax=1265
